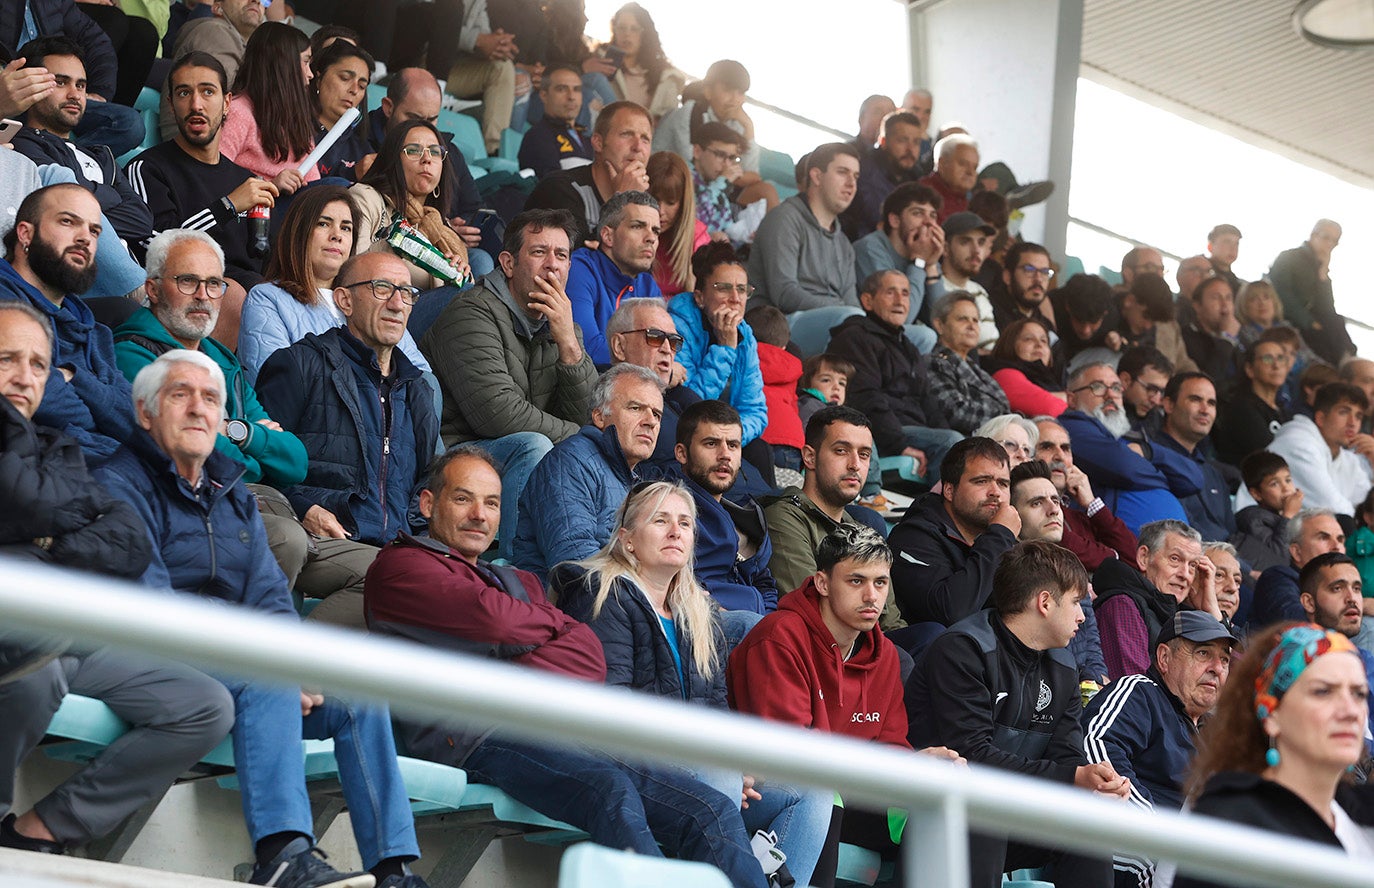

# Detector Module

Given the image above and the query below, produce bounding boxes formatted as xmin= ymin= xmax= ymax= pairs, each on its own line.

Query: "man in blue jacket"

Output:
xmin=671 ymin=399 xmax=777 ymax=647
xmin=1059 ymin=361 xmax=1190 ymax=534
xmin=564 ymin=190 xmax=662 ymax=365
xmin=97 ymin=350 xmax=432 ymax=888
xmin=513 ymin=362 xmax=663 ymax=577
xmin=0 ymin=183 xmax=136 ymax=464
xmin=256 ymin=252 xmax=439 ymax=627
xmin=1155 ymin=372 xmax=1237 ymax=541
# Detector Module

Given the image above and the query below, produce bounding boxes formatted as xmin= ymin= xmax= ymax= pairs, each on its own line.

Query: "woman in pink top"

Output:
xmin=647 ymin=151 xmax=711 ymax=295
xmin=220 ymin=23 xmax=320 ymax=196
xmin=984 ymin=316 xmax=1069 ymax=417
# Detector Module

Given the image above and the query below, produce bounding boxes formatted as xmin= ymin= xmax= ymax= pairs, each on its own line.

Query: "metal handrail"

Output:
xmin=0 ymin=558 xmax=1370 ymax=888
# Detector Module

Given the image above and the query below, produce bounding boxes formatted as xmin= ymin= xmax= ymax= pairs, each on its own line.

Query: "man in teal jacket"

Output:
xmin=113 ymin=228 xmax=375 ymax=624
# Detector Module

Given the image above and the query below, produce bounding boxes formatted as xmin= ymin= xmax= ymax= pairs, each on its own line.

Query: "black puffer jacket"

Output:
xmin=0 ymin=398 xmax=149 ymax=577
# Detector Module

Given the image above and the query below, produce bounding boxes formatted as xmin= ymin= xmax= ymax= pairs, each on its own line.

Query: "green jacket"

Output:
xmin=763 ymin=485 xmax=905 ymax=630
xmin=112 ymin=307 xmax=308 ymax=488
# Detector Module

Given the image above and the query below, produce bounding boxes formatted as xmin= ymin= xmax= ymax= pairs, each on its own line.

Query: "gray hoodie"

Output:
xmin=747 ymin=194 xmax=858 ymax=314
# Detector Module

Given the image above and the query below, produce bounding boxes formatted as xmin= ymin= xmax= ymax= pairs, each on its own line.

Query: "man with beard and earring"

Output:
xmin=1057 ymin=362 xmax=1189 ymax=535
xmin=0 ymin=183 xmax=135 ymax=465
xmin=989 ymin=242 xmax=1057 ymax=333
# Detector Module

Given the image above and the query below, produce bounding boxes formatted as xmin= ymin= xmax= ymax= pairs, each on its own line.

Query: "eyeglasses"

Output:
xmin=623 ymin=327 xmax=684 ymax=352
xmin=1071 ymin=381 xmax=1124 ymax=397
xmin=999 ymin=439 xmax=1032 ymax=458
xmin=704 ymin=147 xmax=741 ymax=163
xmin=1132 ymin=379 xmax=1166 ymax=398
xmin=154 ymin=274 xmax=228 ymax=298
xmin=400 ymin=143 xmax=446 ymax=160
xmin=710 ymin=281 xmax=755 ymax=297
xmin=343 ymin=279 xmax=423 ymax=305
xmin=1255 ymin=353 xmax=1294 ymax=367
xmin=1017 ymin=264 xmax=1056 ymax=280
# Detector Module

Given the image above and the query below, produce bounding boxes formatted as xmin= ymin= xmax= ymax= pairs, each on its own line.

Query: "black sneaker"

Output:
xmin=0 ymin=813 xmax=64 ymax=854
xmin=247 ymin=836 xmax=375 ymax=888
xmin=377 ymin=876 xmax=431 ymax=888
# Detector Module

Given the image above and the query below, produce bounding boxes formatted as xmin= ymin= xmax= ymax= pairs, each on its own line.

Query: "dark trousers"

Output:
xmin=970 ymin=831 xmax=1114 ymax=888
xmin=76 ymin=3 xmax=159 ymax=106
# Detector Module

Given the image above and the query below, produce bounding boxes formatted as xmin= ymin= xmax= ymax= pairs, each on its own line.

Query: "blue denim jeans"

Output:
xmin=221 ymin=680 xmax=419 ymax=867
xmin=901 ymin=425 xmax=965 ymax=482
xmin=717 ymin=609 xmax=765 ymax=652
xmin=465 ymin=737 xmax=768 ymax=888
xmin=692 ymin=767 xmax=835 ymax=888
xmin=481 ymin=431 xmax=555 ymax=562
xmin=74 ymin=100 xmax=145 ymax=158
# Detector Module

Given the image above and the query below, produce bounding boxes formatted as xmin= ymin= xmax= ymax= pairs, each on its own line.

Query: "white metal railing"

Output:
xmin=1 ymin=558 xmax=1370 ymax=888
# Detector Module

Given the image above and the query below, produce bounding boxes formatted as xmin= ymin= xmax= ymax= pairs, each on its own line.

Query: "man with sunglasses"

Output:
xmin=257 ymin=252 xmax=439 ymax=626
xmin=420 ymin=208 xmax=597 ymax=563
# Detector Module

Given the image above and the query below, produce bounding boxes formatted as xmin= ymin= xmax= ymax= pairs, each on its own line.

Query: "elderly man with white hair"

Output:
xmin=918 ymin=132 xmax=978 ymax=221
xmin=96 ymin=350 xmax=435 ymax=888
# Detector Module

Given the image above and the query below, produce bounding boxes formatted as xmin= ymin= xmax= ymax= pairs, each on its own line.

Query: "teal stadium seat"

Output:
xmin=557 ymin=841 xmax=731 ymax=888
xmin=1060 ymin=255 xmax=1086 ymax=280
xmin=116 ymin=86 xmax=162 ymax=167
xmin=758 ymin=146 xmax=799 ymax=201
xmin=835 ymin=842 xmax=882 ymax=887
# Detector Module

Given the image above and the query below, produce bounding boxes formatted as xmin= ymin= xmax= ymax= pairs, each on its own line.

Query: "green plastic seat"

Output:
xmin=558 ymin=841 xmax=731 ymax=888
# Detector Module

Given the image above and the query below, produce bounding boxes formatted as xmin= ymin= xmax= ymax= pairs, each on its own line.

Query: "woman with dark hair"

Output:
xmin=1212 ymin=336 xmax=1296 ymax=465
xmin=647 ymin=151 xmax=710 ymax=294
xmin=1173 ymin=621 xmax=1374 ymax=887
xmin=984 ymin=316 xmax=1067 ymax=417
xmin=606 ymin=3 xmax=685 ymax=121
xmin=552 ymin=481 xmax=836 ymax=888
xmin=310 ymin=38 xmax=376 ymax=182
xmin=351 ymin=120 xmax=471 ymax=291
xmin=238 ymin=184 xmax=432 ymax=382
xmin=220 ymin=22 xmax=318 ymax=194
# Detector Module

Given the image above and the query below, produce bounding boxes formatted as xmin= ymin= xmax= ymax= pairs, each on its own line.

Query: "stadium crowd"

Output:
xmin=0 ymin=2 xmax=1372 ymax=888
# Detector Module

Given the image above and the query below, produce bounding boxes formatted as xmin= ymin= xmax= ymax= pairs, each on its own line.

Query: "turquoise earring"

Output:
xmin=1265 ymin=736 xmax=1280 ymax=768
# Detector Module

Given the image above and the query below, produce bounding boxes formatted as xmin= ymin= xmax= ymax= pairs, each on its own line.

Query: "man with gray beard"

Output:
xmin=1057 ymin=362 xmax=1189 ymax=535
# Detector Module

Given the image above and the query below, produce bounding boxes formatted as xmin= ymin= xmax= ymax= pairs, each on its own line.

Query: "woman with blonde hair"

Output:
xmin=552 ymin=481 xmax=836 ymax=888
xmin=647 ymin=151 xmax=710 ymax=294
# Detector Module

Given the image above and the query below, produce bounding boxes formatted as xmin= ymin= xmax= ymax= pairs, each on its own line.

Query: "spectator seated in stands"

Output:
xmin=1246 ymin=381 xmax=1374 ymax=520
xmin=12 ymin=37 xmax=152 ymax=254
xmin=796 ymin=353 xmax=850 ymax=428
xmin=513 ymin=363 xmax=663 ymax=576
xmin=1115 ymin=345 xmax=1172 ymax=437
xmin=851 ymin=93 xmax=895 ymax=157
xmin=255 ymin=253 xmax=440 ymax=626
xmin=1233 ymin=452 xmax=1304 ymax=574
xmin=366 ymin=68 xmax=487 ymax=255
xmin=1299 ymin=552 xmax=1374 ymax=710
xmin=1114 ymin=270 xmax=1197 ymax=375
xmin=1181 ymin=276 xmax=1240 ymax=384
xmin=441 ymin=0 xmax=517 ymax=156
xmin=98 ymin=350 xmax=432 ymax=888
xmin=552 ymin=478 xmax=832 ymax=887
xmin=746 ymin=141 xmax=861 ymax=333
xmin=1082 ymin=611 xmax=1238 ymax=888
xmin=938 ymin=212 xmax=999 ymax=351
xmin=127 ymin=52 xmax=268 ymax=348
xmin=1156 ymin=372 xmax=1237 ymax=542
xmin=918 ymin=133 xmax=977 ymax=222
xmin=1235 ymin=279 xmax=1310 ymax=357
xmin=1350 ymin=490 xmax=1374 ymax=602
xmin=0 ymin=184 xmax=136 ymax=464
xmin=1205 ymin=542 xmax=1244 ymax=627
xmin=239 ymin=185 xmax=432 ymax=385
xmin=666 ymin=401 xmax=777 ymax=640
xmin=841 ymin=110 xmax=924 ymax=241
xmin=363 ymin=448 xmax=771 ymax=888
xmin=525 ymin=100 xmax=653 ymax=244
xmin=1249 ymin=508 xmax=1346 ymax=629
xmin=974 ymin=413 xmax=1037 ymax=469
xmin=1093 ymin=519 xmax=1225 ymax=680
xmin=852 ymin=182 xmax=946 ymax=353
xmin=219 ymin=23 xmax=321 ymax=195
xmin=0 ymin=301 xmax=228 ymax=861
xmin=565 ymin=189 xmax=661 ymax=364
xmin=1268 ymin=218 xmax=1352 ymax=366
xmin=654 ymin=59 xmax=776 ymax=212
xmin=691 ymin=122 xmax=764 ymax=247
xmin=646 ymin=151 xmax=708 ymax=295
xmin=888 ymin=436 xmax=1019 ymax=626
xmin=1033 ymin=416 xmax=1139 ymax=572
xmin=745 ymin=305 xmax=804 ymax=477
xmin=1058 ymin=361 xmax=1189 ymax=533
xmin=160 ymin=0 xmax=262 ymax=141
xmin=420 ymin=208 xmax=596 ymax=562
xmin=351 ymin=120 xmax=474 ymax=292
xmin=309 ymin=38 xmax=376 ymax=181
xmin=906 ymin=540 xmax=1122 ymax=888
xmin=989 ymin=242 xmax=1058 ymax=334
xmin=1052 ymin=273 xmax=1121 ymax=363
xmin=828 ymin=269 xmax=962 ymax=481
xmin=519 ymin=65 xmax=593 ymax=177
xmin=926 ymin=291 xmax=1010 ymax=435
xmin=1008 ymin=459 xmax=1109 ymax=685
xmin=984 ymin=316 xmax=1067 ymax=417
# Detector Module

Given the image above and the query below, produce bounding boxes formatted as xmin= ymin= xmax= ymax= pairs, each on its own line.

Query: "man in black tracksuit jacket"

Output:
xmin=906 ymin=540 xmax=1126 ymax=888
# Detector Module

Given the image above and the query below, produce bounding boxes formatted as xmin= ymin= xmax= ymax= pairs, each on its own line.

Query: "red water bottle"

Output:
xmin=248 ymin=204 xmax=271 ymax=259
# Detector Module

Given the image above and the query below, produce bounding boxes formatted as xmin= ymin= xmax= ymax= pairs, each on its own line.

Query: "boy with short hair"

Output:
xmin=1232 ymin=452 xmax=1304 ymax=573
xmin=798 ymin=353 xmax=854 ymax=426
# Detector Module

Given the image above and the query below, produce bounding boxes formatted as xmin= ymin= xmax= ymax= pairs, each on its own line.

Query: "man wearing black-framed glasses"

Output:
xmin=256 ymin=252 xmax=440 ymax=627
xmin=990 ymin=241 xmax=1057 ymax=333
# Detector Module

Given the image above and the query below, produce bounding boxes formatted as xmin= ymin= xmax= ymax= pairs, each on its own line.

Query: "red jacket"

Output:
xmin=727 ymin=578 xmax=910 ymax=747
xmin=756 ymin=342 xmax=804 ymax=449
xmin=918 ymin=171 xmax=968 ymax=222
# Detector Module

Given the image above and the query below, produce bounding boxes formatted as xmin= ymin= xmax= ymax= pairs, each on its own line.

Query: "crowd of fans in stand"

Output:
xmin=0 ymin=2 xmax=1372 ymax=888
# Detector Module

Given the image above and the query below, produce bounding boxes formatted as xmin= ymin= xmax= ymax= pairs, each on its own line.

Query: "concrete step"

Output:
xmin=0 ymin=847 xmax=241 ymax=887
